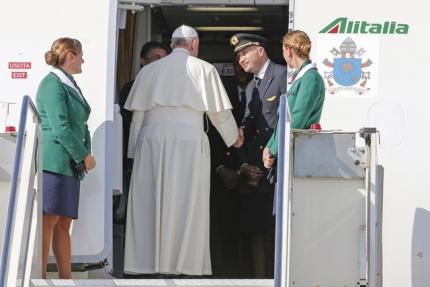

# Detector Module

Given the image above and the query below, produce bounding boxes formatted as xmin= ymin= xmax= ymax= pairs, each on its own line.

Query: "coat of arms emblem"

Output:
xmin=322 ymin=37 xmax=373 ymax=94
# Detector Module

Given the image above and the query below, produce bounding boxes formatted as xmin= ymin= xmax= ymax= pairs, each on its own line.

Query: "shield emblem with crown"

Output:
xmin=333 ymin=58 xmax=361 ymax=86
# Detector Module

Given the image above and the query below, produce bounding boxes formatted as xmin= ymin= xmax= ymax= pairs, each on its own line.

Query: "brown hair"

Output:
xmin=283 ymin=30 xmax=311 ymax=59
xmin=44 ymin=38 xmax=82 ymax=67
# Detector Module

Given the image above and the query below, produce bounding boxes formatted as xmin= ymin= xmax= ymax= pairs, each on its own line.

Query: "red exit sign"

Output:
xmin=11 ymin=72 xmax=27 ymax=79
xmin=8 ymin=62 xmax=31 ymax=69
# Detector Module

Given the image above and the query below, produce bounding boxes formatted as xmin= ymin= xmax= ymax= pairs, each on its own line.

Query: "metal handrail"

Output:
xmin=0 ymin=95 xmax=40 ymax=287
xmin=274 ymin=95 xmax=287 ymax=287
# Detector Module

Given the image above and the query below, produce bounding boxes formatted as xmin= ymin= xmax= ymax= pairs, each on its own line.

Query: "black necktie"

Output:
xmin=238 ymin=90 xmax=246 ymax=122
xmin=249 ymin=77 xmax=261 ymax=118
xmin=255 ymin=76 xmax=262 ymax=88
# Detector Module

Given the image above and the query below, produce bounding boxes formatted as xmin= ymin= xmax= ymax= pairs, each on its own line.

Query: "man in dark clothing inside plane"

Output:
xmin=209 ymin=55 xmax=252 ymax=277
xmin=231 ymin=33 xmax=287 ymax=278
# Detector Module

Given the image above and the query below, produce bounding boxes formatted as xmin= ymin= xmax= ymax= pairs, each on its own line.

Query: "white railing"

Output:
xmin=0 ymin=95 xmax=42 ymax=287
xmin=273 ymin=95 xmax=290 ymax=287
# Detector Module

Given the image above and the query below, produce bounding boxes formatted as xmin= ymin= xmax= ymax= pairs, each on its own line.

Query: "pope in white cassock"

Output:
xmin=124 ymin=25 xmax=242 ymax=276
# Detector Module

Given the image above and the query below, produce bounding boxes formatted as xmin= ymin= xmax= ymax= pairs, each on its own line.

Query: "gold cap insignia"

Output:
xmin=230 ymin=35 xmax=239 ymax=46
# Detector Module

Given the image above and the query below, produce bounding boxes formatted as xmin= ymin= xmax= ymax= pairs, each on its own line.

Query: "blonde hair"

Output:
xmin=45 ymin=37 xmax=82 ymax=67
xmin=283 ymin=30 xmax=311 ymax=59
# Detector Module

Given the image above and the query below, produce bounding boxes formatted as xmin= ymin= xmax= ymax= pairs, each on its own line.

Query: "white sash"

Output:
xmin=50 ymin=67 xmax=84 ymax=102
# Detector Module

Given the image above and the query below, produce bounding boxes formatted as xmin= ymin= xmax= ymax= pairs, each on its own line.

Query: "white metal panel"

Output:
xmin=289 ymin=178 xmax=365 ymax=286
xmin=368 ymin=133 xmax=382 ymax=287
xmin=0 ymin=0 xmax=117 ymax=263
xmin=294 ymin=132 xmax=365 ymax=178
xmin=411 ymin=207 xmax=430 ymax=286
xmin=0 ymin=135 xmax=16 ymax=181
xmin=283 ymin=131 xmax=382 ymax=287
xmin=294 ymin=1 xmax=428 ymax=286
xmin=0 ymin=134 xmax=15 ymax=257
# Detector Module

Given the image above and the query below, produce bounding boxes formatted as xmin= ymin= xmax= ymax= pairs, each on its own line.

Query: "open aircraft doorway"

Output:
xmin=114 ymin=0 xmax=288 ymax=280
xmin=117 ymin=1 xmax=288 ymax=90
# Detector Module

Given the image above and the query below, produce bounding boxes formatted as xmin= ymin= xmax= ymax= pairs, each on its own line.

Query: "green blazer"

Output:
xmin=36 ymin=70 xmax=91 ymax=177
xmin=266 ymin=60 xmax=325 ymax=156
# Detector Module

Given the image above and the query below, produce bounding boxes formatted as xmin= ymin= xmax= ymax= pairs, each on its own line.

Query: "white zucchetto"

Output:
xmin=172 ymin=25 xmax=198 ymax=39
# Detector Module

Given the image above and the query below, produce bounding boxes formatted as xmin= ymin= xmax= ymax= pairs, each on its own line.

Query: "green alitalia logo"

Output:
xmin=320 ymin=17 xmax=409 ymax=34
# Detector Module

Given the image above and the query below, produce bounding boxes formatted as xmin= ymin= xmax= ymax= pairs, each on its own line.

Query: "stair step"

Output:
xmin=31 ymin=279 xmax=273 ymax=287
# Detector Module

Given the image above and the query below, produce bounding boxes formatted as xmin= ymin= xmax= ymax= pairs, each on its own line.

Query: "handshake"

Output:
xmin=240 ymin=163 xmax=264 ymax=187
xmin=217 ymin=163 xmax=264 ymax=189
xmin=233 ymin=127 xmax=244 ymax=148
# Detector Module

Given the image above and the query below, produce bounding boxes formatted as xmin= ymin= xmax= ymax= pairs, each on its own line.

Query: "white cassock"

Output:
xmin=123 ymin=48 xmax=238 ymax=275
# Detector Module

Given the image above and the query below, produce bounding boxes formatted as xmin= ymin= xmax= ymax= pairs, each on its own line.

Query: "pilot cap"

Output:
xmin=230 ymin=33 xmax=268 ymax=52
xmin=172 ymin=25 xmax=198 ymax=38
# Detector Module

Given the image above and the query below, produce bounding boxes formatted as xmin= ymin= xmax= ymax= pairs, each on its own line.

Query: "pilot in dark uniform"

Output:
xmin=230 ymin=33 xmax=287 ymax=278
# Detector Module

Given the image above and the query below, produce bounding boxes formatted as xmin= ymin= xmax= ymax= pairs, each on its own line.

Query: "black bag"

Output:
xmin=70 ymin=160 xmax=86 ymax=180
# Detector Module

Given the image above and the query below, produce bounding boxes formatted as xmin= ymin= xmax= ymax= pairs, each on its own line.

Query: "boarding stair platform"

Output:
xmin=0 ymin=96 xmax=383 ymax=287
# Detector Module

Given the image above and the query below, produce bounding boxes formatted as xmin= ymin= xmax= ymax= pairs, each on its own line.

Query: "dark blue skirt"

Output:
xmin=43 ymin=171 xmax=80 ymax=219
